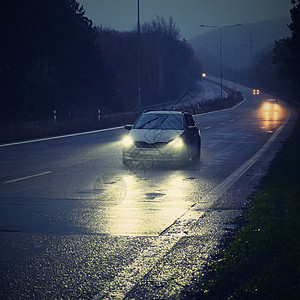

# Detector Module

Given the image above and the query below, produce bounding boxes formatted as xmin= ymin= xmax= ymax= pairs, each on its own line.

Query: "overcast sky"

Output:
xmin=78 ymin=0 xmax=292 ymax=39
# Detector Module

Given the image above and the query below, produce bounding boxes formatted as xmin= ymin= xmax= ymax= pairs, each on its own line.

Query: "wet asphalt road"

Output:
xmin=0 ymin=83 xmax=296 ymax=299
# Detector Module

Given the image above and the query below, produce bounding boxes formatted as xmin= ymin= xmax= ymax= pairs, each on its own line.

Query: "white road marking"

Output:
xmin=0 ymin=126 xmax=123 ymax=148
xmin=195 ymin=94 xmax=246 ymax=117
xmin=2 ymin=171 xmax=51 ymax=184
xmin=204 ymin=126 xmax=211 ymax=130
xmin=193 ymin=111 xmax=291 ymax=208
xmin=219 ymin=122 xmax=225 ymax=125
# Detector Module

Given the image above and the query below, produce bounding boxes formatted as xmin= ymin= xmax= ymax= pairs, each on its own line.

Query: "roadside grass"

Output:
xmin=0 ymin=111 xmax=139 ymax=144
xmin=0 ymin=91 xmax=243 ymax=144
xmin=185 ymin=108 xmax=300 ymax=299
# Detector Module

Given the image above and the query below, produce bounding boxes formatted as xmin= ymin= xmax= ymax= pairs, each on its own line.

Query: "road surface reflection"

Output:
xmin=256 ymin=101 xmax=286 ymax=133
xmin=90 ymin=171 xmax=198 ymax=236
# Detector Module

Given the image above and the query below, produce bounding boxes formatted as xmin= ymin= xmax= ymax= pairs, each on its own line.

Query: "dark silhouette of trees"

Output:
xmin=95 ymin=17 xmax=201 ymax=109
xmin=140 ymin=17 xmax=201 ymax=105
xmin=0 ymin=1 xmax=201 ymax=123
xmin=273 ymin=0 xmax=300 ymax=99
xmin=0 ymin=0 xmax=101 ymax=122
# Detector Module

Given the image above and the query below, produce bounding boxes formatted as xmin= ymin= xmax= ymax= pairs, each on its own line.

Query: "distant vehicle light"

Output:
xmin=253 ymin=89 xmax=260 ymax=95
xmin=122 ymin=136 xmax=134 ymax=146
xmin=169 ymin=137 xmax=184 ymax=148
xmin=264 ymin=103 xmax=271 ymax=110
xmin=202 ymin=73 xmax=207 ymax=78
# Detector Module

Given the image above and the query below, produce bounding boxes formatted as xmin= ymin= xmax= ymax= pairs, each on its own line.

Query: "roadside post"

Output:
xmin=98 ymin=109 xmax=101 ymax=123
xmin=53 ymin=110 xmax=57 ymax=123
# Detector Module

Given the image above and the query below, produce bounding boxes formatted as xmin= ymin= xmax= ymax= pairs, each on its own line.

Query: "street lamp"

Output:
xmin=137 ymin=0 xmax=142 ymax=112
xmin=199 ymin=24 xmax=241 ymax=100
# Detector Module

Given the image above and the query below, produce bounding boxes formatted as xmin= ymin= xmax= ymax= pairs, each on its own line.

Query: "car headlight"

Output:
xmin=264 ymin=103 xmax=271 ymax=110
xmin=122 ymin=136 xmax=134 ymax=146
xmin=169 ymin=137 xmax=184 ymax=147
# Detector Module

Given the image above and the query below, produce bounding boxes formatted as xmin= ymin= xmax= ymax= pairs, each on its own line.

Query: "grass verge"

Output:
xmin=0 ymin=91 xmax=243 ymax=144
xmin=185 ymin=108 xmax=300 ymax=299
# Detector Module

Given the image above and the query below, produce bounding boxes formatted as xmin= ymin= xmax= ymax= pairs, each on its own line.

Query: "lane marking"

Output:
xmin=0 ymin=126 xmax=123 ymax=148
xmin=195 ymin=94 xmax=246 ymax=117
xmin=193 ymin=110 xmax=291 ymax=209
xmin=204 ymin=126 xmax=211 ymax=130
xmin=2 ymin=171 xmax=51 ymax=184
xmin=219 ymin=122 xmax=225 ymax=125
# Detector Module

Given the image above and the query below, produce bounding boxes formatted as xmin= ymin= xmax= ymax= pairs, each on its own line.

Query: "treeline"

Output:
xmin=0 ymin=0 xmax=201 ymax=124
xmin=251 ymin=0 xmax=300 ymax=102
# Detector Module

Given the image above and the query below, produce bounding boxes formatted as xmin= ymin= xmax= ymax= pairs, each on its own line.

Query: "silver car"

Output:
xmin=122 ymin=111 xmax=201 ymax=167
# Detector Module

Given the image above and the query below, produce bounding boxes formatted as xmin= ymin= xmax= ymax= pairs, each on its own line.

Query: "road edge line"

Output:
xmin=0 ymin=126 xmax=123 ymax=148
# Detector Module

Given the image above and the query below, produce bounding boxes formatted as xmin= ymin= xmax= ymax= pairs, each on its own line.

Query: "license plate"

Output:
xmin=140 ymin=149 xmax=160 ymax=156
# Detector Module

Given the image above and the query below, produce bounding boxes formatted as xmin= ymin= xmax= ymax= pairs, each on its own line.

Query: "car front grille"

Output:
xmin=134 ymin=141 xmax=168 ymax=149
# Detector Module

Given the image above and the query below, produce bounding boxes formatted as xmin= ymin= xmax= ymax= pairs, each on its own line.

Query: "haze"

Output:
xmin=78 ymin=0 xmax=292 ymax=39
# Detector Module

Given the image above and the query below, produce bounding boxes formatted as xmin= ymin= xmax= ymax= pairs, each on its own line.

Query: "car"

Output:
xmin=264 ymin=98 xmax=279 ymax=110
xmin=253 ymin=89 xmax=260 ymax=95
xmin=122 ymin=110 xmax=201 ymax=167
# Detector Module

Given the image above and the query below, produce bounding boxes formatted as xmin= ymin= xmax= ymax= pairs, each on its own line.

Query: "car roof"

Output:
xmin=142 ymin=110 xmax=188 ymax=115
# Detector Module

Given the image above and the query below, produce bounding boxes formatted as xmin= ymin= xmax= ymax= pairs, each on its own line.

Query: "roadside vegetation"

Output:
xmin=0 ymin=0 xmax=201 ymax=125
xmin=184 ymin=108 xmax=300 ymax=299
xmin=184 ymin=1 xmax=300 ymax=298
xmin=0 ymin=89 xmax=243 ymax=144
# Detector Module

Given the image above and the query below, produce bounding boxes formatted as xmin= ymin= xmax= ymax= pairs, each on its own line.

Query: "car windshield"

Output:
xmin=133 ymin=114 xmax=184 ymax=130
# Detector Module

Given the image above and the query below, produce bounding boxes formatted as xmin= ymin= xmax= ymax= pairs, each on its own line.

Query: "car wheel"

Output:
xmin=122 ymin=156 xmax=132 ymax=168
xmin=192 ymin=141 xmax=201 ymax=162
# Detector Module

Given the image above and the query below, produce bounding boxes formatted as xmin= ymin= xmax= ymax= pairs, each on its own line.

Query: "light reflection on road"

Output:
xmin=256 ymin=102 xmax=286 ymax=133
xmin=91 ymin=171 xmax=195 ymax=236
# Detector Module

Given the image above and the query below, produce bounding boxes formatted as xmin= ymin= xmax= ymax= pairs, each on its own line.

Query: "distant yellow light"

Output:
xmin=122 ymin=136 xmax=134 ymax=146
xmin=264 ymin=103 xmax=271 ymax=110
xmin=202 ymin=73 xmax=206 ymax=78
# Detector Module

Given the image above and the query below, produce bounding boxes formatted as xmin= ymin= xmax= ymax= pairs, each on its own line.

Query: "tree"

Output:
xmin=140 ymin=16 xmax=201 ymax=104
xmin=0 ymin=3 xmax=202 ymax=122
xmin=95 ymin=18 xmax=201 ymax=110
xmin=273 ymin=0 xmax=300 ymax=97
xmin=0 ymin=0 xmax=102 ymax=122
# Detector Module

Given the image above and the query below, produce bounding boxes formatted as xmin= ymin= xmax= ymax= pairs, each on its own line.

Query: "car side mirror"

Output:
xmin=124 ymin=124 xmax=133 ymax=130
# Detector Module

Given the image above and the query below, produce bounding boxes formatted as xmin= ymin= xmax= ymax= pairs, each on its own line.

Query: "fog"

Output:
xmin=78 ymin=0 xmax=292 ymax=39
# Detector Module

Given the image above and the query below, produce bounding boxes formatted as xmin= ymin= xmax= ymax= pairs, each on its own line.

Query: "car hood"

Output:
xmin=129 ymin=129 xmax=184 ymax=143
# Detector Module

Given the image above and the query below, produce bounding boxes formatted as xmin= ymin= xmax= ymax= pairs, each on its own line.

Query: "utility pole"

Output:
xmin=200 ymin=24 xmax=241 ymax=100
xmin=137 ymin=0 xmax=142 ymax=112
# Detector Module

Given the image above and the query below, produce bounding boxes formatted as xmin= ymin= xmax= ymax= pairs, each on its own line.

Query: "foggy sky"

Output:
xmin=78 ymin=0 xmax=292 ymax=39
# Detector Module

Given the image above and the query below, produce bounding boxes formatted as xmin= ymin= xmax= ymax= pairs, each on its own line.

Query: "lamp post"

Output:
xmin=137 ymin=0 xmax=142 ymax=112
xmin=199 ymin=24 xmax=241 ymax=100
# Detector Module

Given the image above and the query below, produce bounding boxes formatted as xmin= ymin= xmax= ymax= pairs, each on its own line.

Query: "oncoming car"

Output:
xmin=122 ymin=111 xmax=201 ymax=167
xmin=263 ymin=98 xmax=279 ymax=110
